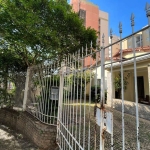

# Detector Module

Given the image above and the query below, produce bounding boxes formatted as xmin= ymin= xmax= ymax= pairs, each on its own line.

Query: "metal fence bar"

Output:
xmin=69 ymin=54 xmax=72 ymax=150
xmin=71 ymin=53 xmax=75 ymax=148
xmin=66 ymin=55 xmax=70 ymax=150
xmin=21 ymin=3 xmax=150 ymax=150
xmin=88 ymin=43 xmax=92 ymax=150
xmin=47 ymin=65 xmax=50 ymax=124
xmin=58 ymin=121 xmax=84 ymax=150
xmin=131 ymin=13 xmax=140 ymax=150
xmin=94 ymin=45 xmax=98 ymax=150
xmin=63 ymin=59 xmax=66 ymax=150
xmin=83 ymin=47 xmax=87 ymax=150
xmin=100 ymin=33 xmax=105 ymax=150
xmin=119 ymin=22 xmax=125 ymax=150
xmin=66 ymin=56 xmax=70 ymax=150
xmin=63 ymin=64 xmax=66 ymax=150
xmin=79 ymin=48 xmax=83 ymax=147
xmin=25 ymin=62 xmax=59 ymax=126
xmin=75 ymin=51 xmax=79 ymax=150
xmin=110 ymin=29 xmax=114 ymax=150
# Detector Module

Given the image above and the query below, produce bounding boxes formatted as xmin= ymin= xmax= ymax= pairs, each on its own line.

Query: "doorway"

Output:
xmin=137 ymin=76 xmax=145 ymax=100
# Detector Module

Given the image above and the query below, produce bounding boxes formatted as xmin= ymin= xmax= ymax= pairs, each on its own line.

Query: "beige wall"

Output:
xmin=122 ymin=39 xmax=128 ymax=49
xmin=127 ymin=32 xmax=142 ymax=48
xmin=110 ymin=35 xmax=128 ymax=57
xmin=142 ymin=28 xmax=150 ymax=46
xmin=110 ymin=35 xmax=120 ymax=56
xmin=125 ymin=27 xmax=150 ymax=48
xmin=123 ymin=51 xmax=148 ymax=59
xmin=112 ymin=71 xmax=134 ymax=101
xmin=107 ymin=59 xmax=150 ymax=103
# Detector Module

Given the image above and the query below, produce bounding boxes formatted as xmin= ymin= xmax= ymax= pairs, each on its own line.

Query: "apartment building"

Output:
xmin=71 ymin=0 xmax=109 ymax=66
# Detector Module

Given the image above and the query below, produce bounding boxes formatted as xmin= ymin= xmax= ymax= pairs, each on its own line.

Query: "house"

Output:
xmin=106 ymin=46 xmax=150 ymax=104
xmin=105 ymin=27 xmax=150 ymax=120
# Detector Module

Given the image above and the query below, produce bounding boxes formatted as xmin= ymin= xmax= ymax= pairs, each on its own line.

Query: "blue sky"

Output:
xmin=90 ymin=0 xmax=149 ymax=37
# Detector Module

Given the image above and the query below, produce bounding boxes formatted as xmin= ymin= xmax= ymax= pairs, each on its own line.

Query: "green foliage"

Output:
xmin=114 ymin=72 xmax=130 ymax=99
xmin=90 ymin=86 xmax=107 ymax=103
xmin=0 ymin=0 xmax=97 ymax=66
xmin=0 ymin=0 xmax=97 ymax=107
xmin=91 ymin=86 xmax=100 ymax=102
xmin=0 ymin=87 xmax=15 ymax=108
xmin=68 ymin=70 xmax=94 ymax=99
xmin=0 ymin=40 xmax=27 ymax=107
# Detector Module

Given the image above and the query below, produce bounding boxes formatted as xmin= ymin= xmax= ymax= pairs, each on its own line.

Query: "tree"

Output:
xmin=0 ymin=0 xmax=97 ymax=107
xmin=0 ymin=39 xmax=27 ymax=107
xmin=0 ymin=0 xmax=97 ymax=66
xmin=114 ymin=72 xmax=130 ymax=99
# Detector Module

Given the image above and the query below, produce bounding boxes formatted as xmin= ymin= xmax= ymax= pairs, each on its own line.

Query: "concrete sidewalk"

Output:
xmin=0 ymin=124 xmax=38 ymax=150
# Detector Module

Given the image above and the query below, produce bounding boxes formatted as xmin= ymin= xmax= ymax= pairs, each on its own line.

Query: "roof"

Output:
xmin=85 ymin=46 xmax=150 ymax=69
xmin=105 ymin=53 xmax=150 ymax=69
xmin=113 ymin=46 xmax=150 ymax=57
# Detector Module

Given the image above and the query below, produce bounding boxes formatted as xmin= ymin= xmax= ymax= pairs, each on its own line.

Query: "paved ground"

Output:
xmin=1 ymin=105 xmax=150 ymax=150
xmin=0 ymin=124 xmax=39 ymax=150
xmin=105 ymin=107 xmax=150 ymax=150
xmin=60 ymin=104 xmax=150 ymax=150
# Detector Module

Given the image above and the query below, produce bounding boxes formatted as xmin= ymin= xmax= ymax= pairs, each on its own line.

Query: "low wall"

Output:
xmin=107 ymin=99 xmax=150 ymax=121
xmin=0 ymin=108 xmax=58 ymax=150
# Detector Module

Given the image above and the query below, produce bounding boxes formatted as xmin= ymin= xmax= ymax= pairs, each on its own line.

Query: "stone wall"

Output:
xmin=0 ymin=108 xmax=58 ymax=150
xmin=106 ymin=99 xmax=150 ymax=121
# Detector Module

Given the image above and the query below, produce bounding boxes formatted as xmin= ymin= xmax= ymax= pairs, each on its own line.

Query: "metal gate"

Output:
xmin=57 ymin=3 xmax=150 ymax=150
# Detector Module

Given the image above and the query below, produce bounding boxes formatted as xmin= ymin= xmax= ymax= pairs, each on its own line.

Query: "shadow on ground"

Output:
xmin=0 ymin=124 xmax=38 ymax=150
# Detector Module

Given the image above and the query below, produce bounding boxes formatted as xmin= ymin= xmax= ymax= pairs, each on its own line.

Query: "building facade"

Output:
xmin=106 ymin=26 xmax=150 ymax=106
xmin=71 ymin=0 xmax=109 ymax=66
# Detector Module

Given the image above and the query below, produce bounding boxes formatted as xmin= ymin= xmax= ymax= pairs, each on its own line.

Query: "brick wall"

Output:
xmin=0 ymin=108 xmax=58 ymax=150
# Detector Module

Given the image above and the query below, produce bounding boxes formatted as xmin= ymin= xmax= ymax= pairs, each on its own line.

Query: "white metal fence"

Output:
xmin=23 ymin=63 xmax=60 ymax=126
xmin=56 ymin=3 xmax=150 ymax=150
xmin=20 ymin=3 xmax=150 ymax=150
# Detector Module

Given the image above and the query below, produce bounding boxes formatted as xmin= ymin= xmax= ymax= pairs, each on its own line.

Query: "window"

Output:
xmin=79 ymin=9 xmax=86 ymax=25
xmin=99 ymin=19 xmax=101 ymax=24
xmin=135 ymin=35 xmax=142 ymax=47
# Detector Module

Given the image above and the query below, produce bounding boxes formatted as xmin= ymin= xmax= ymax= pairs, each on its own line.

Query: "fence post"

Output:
xmin=23 ymin=67 xmax=30 ymax=111
xmin=131 ymin=13 xmax=140 ymax=150
xmin=100 ymin=33 xmax=105 ymax=150
xmin=57 ymin=62 xmax=64 ymax=144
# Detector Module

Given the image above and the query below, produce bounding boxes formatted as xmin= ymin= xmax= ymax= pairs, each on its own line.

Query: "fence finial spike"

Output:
xmin=145 ymin=2 xmax=149 ymax=11
xmin=130 ymin=13 xmax=135 ymax=26
xmin=119 ymin=22 xmax=122 ymax=33
xmin=145 ymin=2 xmax=150 ymax=17
xmin=110 ymin=28 xmax=113 ymax=39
